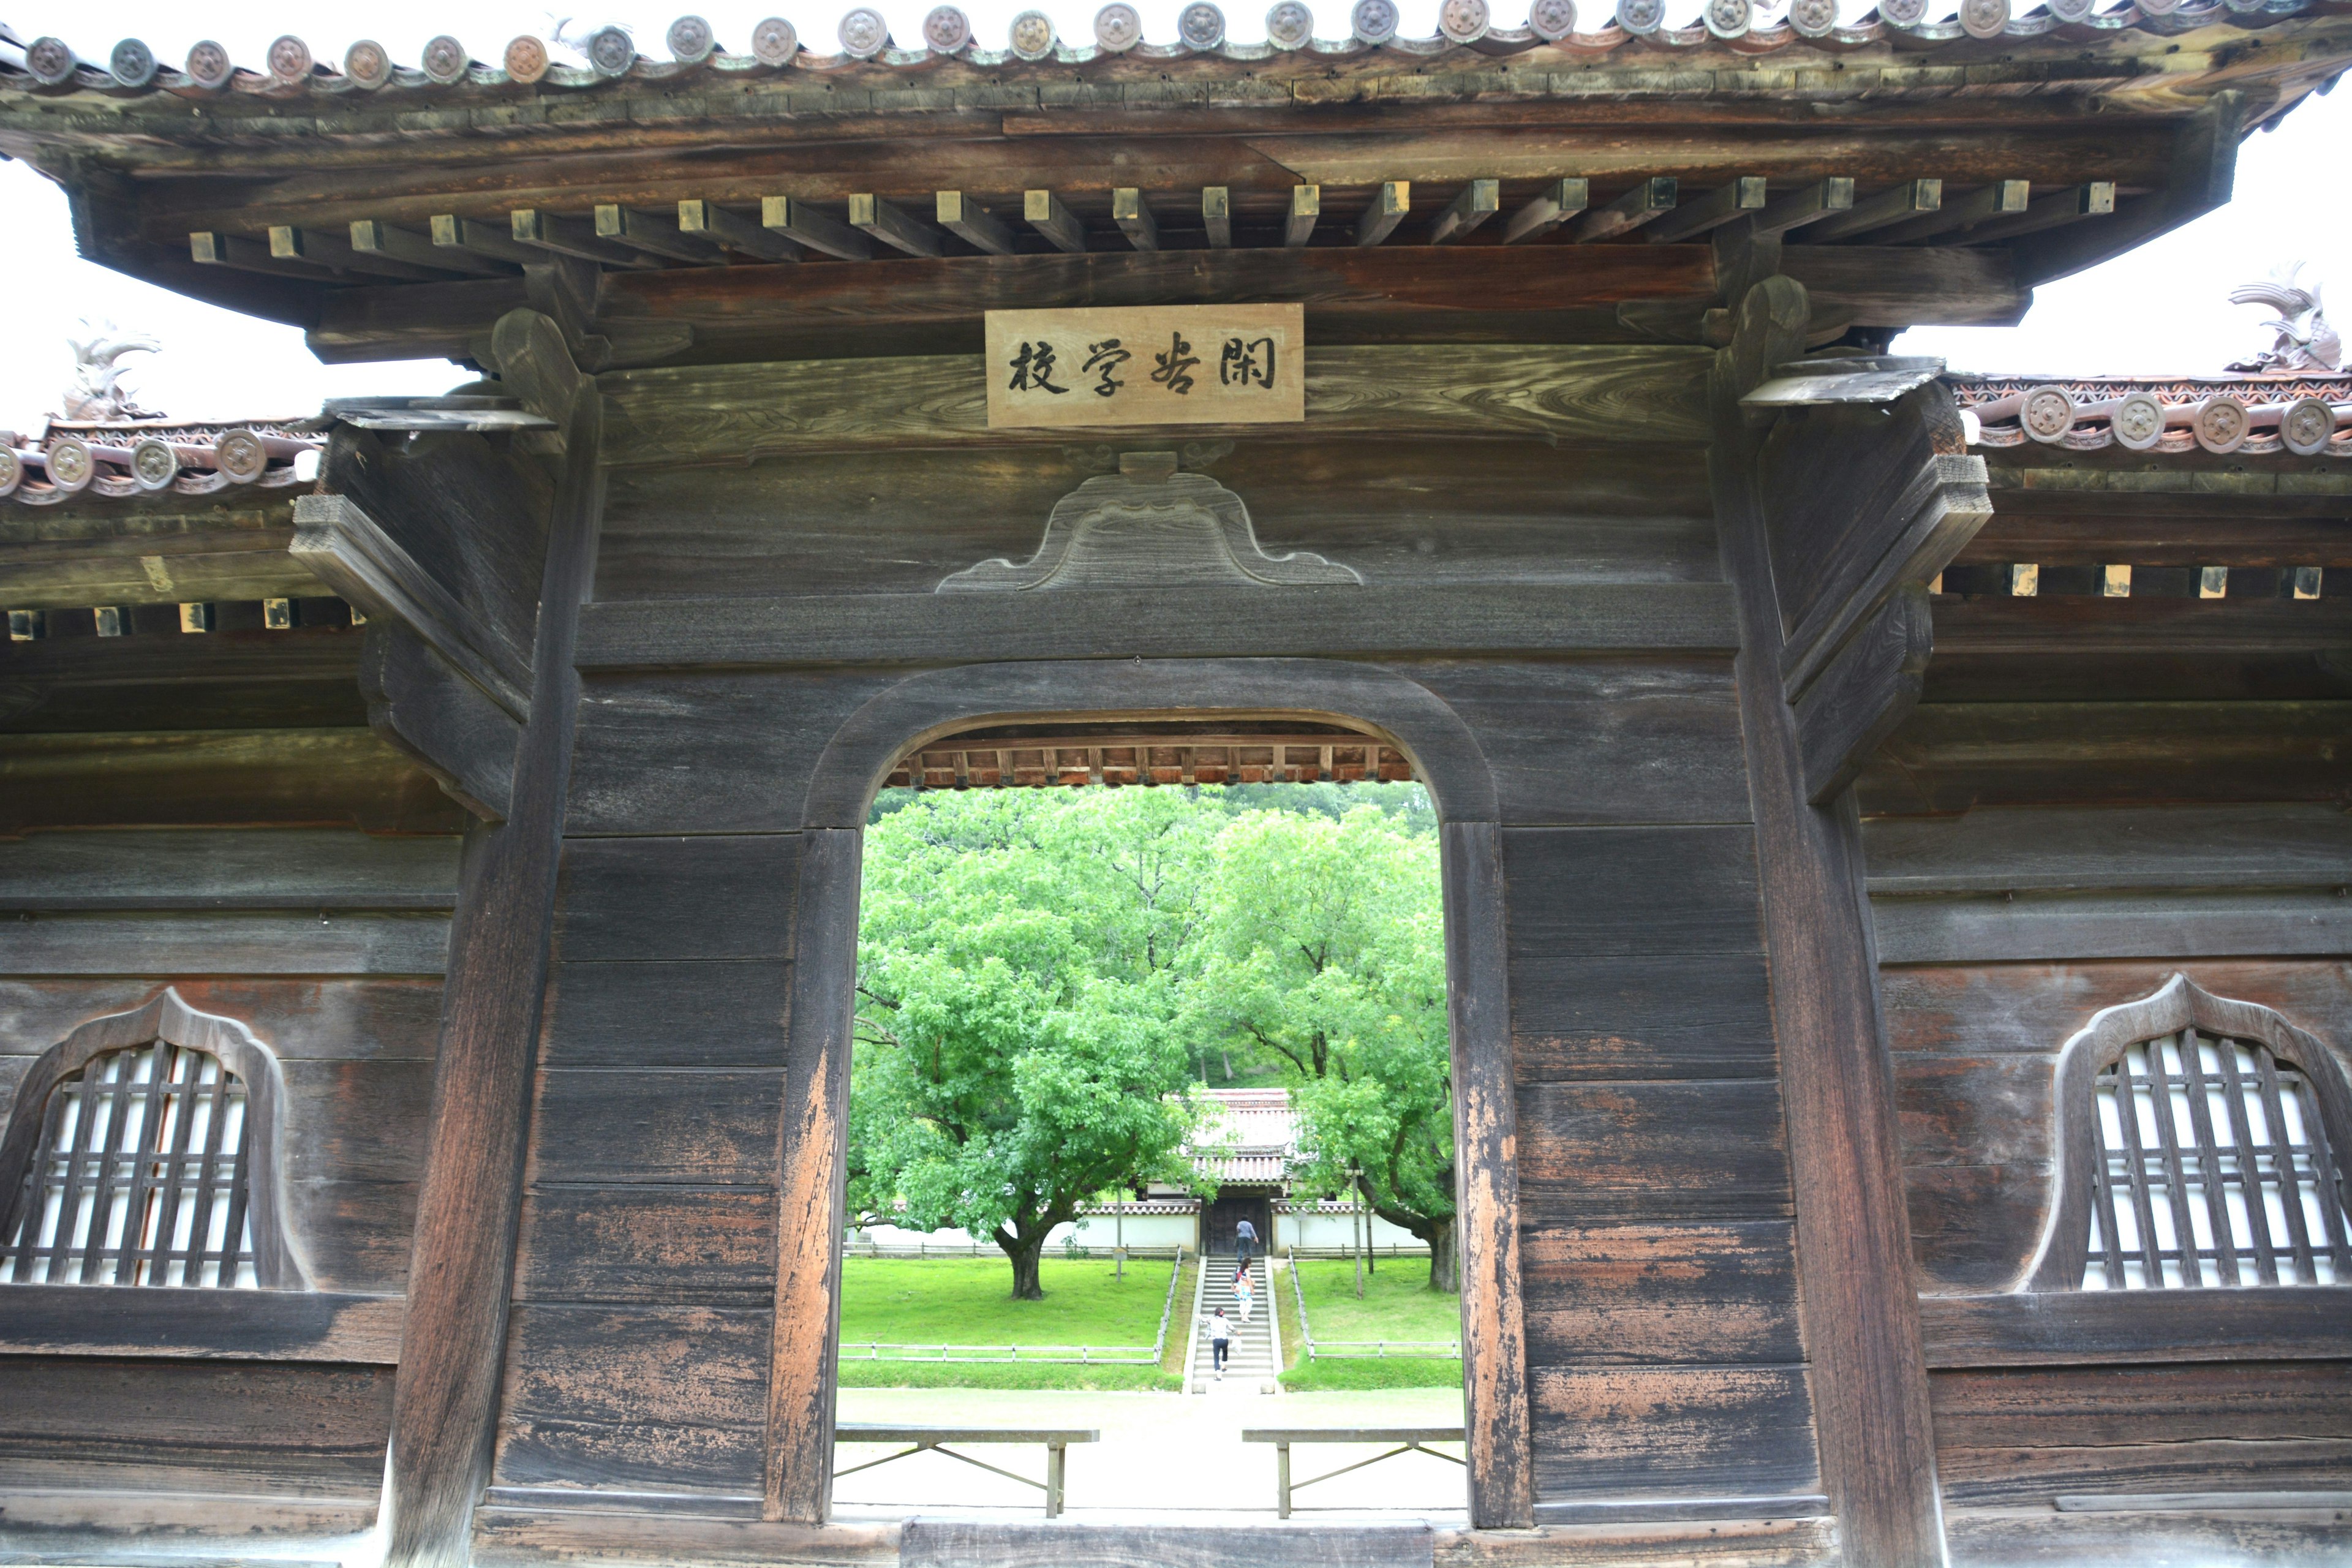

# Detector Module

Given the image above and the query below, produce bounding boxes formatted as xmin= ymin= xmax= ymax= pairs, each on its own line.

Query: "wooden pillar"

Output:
xmin=1443 ymin=819 xmax=1534 ymax=1529
xmin=1709 ymin=277 xmax=1948 ymax=1566
xmin=764 ymin=827 xmax=864 ymax=1523
xmin=381 ymin=311 xmax=603 ymax=1568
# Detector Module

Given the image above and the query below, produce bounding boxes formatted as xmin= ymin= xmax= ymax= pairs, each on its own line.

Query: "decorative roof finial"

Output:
xmin=61 ymin=322 xmax=162 ymax=422
xmin=2224 ymin=262 xmax=2340 ymax=374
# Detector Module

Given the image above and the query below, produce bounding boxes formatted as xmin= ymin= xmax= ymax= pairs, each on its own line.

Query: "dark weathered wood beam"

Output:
xmin=1283 ymin=184 xmax=1321 ymax=247
xmin=1572 ymin=177 xmax=1678 ymax=243
xmin=678 ymin=199 xmax=802 ymax=262
xmin=432 ymin=213 xmax=540 ymax=266
xmin=575 ymin=584 xmax=1737 ymax=671
xmin=1646 ymin=177 xmax=1767 ymax=244
xmin=270 ymin=225 xmax=442 ymax=282
xmin=1932 ymin=594 xmax=2352 ymax=656
xmin=847 ymin=194 xmax=943 ymax=258
xmin=1808 ymin=179 xmax=1942 ymax=243
xmin=380 ymin=308 xmax=604 ymax=1568
xmin=1502 ymin=178 xmax=1589 ymax=244
xmin=289 ymin=494 xmax=532 ymax=719
xmin=510 ymin=208 xmax=651 ymax=269
xmin=765 ymin=827 xmax=859 ymax=1523
xmin=1752 ymin=178 xmax=1856 ymax=236
xmin=1428 ymin=179 xmax=1500 ymax=244
xmin=1710 ymin=275 xmax=1948 ymax=1568
xmin=595 ymin=204 xmax=726 ymax=266
xmin=763 ymin=196 xmax=874 ymax=262
xmin=1110 ymin=187 xmax=1159 ymax=251
xmin=936 ymin=191 xmax=1017 ymax=256
xmin=1781 ymin=244 xmax=2024 ymax=327
xmin=1875 ymin=179 xmax=2029 ymax=245
xmin=1793 ymin=583 xmax=1933 ymax=805
xmin=2011 ymin=91 xmax=2242 ymax=287
xmin=1022 ymin=189 xmax=1088 ymax=254
xmin=1202 ymin=186 xmax=1232 ymax=249
xmin=358 ymin=621 xmax=520 ymax=821
xmin=595 ymin=343 xmax=1711 ymax=463
xmin=1355 ymin=181 xmax=1409 ymax=246
xmin=1955 ymin=181 xmax=2115 ymax=246
xmin=352 ymin=220 xmax=510 ymax=277
xmin=1444 ymin=820 xmax=1535 ymax=1529
xmin=189 ymin=229 xmax=337 ymax=280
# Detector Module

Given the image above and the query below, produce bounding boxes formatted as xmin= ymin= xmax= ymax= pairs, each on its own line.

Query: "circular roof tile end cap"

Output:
xmin=1958 ymin=0 xmax=2011 ymax=39
xmin=840 ymin=8 xmax=892 ymax=57
xmin=1352 ymin=0 xmax=1403 ymax=43
xmin=1009 ymin=9 xmax=1060 ymax=58
xmin=1267 ymin=1 xmax=1317 ymax=47
xmin=130 ymin=438 xmax=179 ymax=493
xmin=2136 ymin=0 xmax=2184 ymax=15
xmin=2111 ymin=391 xmax=2165 ymax=450
xmin=1096 ymin=2 xmax=1147 ymax=50
xmin=669 ymin=15 xmax=717 ymax=62
xmin=267 ymin=35 xmax=314 ymax=85
xmin=585 ymin=25 xmax=636 ymax=77
xmin=1703 ymin=0 xmax=1752 ymax=39
xmin=1178 ymin=2 xmax=1229 ymax=48
xmin=1788 ymin=0 xmax=1839 ymax=35
xmin=46 ymin=437 xmax=93 ymax=494
xmin=2019 ymin=384 xmax=2078 ymax=444
xmin=26 ymin=37 xmax=80 ymax=87
xmin=1616 ymin=0 xmax=1666 ymax=34
xmin=421 ymin=35 xmax=473 ymax=84
xmin=344 ymin=40 xmax=392 ymax=89
xmin=505 ymin=36 xmax=551 ymax=83
xmin=751 ymin=17 xmax=801 ymax=65
xmin=184 ymin=40 xmax=235 ymax=91
xmin=0 ymin=448 xmax=20 ymax=500
xmin=110 ymin=38 xmax=158 ymax=89
xmin=1439 ymin=0 xmax=1494 ymax=44
xmin=1878 ymin=0 xmax=1930 ymax=26
xmin=924 ymin=6 xmax=975 ymax=53
xmin=2280 ymin=396 xmax=2338 ymax=458
xmin=2195 ymin=396 xmax=2250 ymax=455
xmin=215 ymin=430 xmax=269 ymax=485
xmin=1528 ymin=0 xmax=1578 ymax=41
xmin=2046 ymin=0 xmax=2096 ymax=20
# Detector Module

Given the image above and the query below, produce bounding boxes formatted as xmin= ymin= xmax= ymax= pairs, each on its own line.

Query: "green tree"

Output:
xmin=850 ymin=790 xmax=1213 ymax=1299
xmin=1193 ymin=806 xmax=1459 ymax=1290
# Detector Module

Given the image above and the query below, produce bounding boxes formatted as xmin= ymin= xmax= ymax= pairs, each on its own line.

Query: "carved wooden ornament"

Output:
xmin=937 ymin=452 xmax=1359 ymax=590
xmin=984 ymin=304 xmax=1305 ymax=429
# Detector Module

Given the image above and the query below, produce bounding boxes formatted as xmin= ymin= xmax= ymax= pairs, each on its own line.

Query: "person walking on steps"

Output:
xmin=1203 ymin=1306 xmax=1231 ymax=1378
xmin=1235 ymin=1215 xmax=1258 ymax=1268
xmin=1234 ymin=1264 xmax=1256 ymax=1324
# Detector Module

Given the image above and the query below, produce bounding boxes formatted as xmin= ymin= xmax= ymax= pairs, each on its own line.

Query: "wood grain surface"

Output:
xmin=600 ymin=345 xmax=1711 ymax=466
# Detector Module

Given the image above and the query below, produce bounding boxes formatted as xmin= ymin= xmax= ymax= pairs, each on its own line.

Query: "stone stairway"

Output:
xmin=1189 ymin=1253 xmax=1278 ymax=1393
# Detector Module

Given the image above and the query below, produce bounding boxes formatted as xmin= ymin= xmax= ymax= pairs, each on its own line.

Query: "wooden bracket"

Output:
xmin=1793 ymin=582 xmax=1932 ymax=806
xmin=358 ymin=622 xmax=521 ymax=821
xmin=290 ymin=493 xmax=533 ymax=720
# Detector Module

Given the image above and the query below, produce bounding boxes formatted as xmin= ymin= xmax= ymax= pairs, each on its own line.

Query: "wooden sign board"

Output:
xmin=984 ymin=304 xmax=1305 ymax=429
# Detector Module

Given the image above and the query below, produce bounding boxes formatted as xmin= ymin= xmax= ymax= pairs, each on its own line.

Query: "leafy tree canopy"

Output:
xmin=853 ymin=784 xmax=1455 ymax=1298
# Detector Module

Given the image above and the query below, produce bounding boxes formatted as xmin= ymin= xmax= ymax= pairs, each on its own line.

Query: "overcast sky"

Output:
xmin=1 ymin=0 xmax=2342 ymax=430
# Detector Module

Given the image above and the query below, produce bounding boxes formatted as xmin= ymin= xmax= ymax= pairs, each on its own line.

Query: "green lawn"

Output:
xmin=1279 ymin=1257 xmax=1463 ymax=1391
xmin=837 ymin=1256 xmax=1183 ymax=1389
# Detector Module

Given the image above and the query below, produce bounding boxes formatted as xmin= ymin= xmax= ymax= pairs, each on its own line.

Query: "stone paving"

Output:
xmin=833 ymin=1385 xmax=1467 ymax=1520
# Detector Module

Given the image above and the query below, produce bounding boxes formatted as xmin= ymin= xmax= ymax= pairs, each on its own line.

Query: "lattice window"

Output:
xmin=0 ymin=988 xmax=302 ymax=1290
xmin=2085 ymin=1031 xmax=2352 ymax=1289
xmin=1 ymin=1040 xmax=255 ymax=1287
xmin=2028 ymin=974 xmax=2352 ymax=1294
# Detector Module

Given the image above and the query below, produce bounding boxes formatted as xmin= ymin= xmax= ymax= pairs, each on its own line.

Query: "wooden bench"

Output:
xmin=834 ymin=1422 xmax=1099 ymax=1517
xmin=1240 ymin=1426 xmax=1466 ymax=1518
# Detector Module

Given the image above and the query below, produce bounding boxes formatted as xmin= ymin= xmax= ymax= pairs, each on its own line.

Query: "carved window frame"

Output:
xmin=0 ymin=988 xmax=305 ymax=1290
xmin=2025 ymin=973 xmax=2352 ymax=1292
